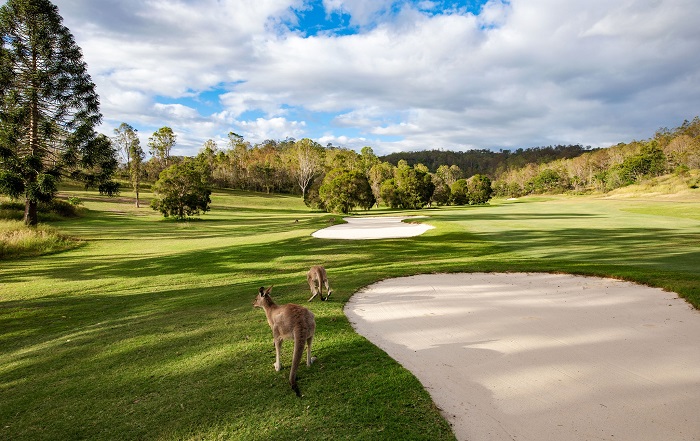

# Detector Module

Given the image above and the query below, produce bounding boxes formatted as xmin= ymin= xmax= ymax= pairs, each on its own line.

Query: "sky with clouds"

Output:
xmin=52 ymin=0 xmax=700 ymax=157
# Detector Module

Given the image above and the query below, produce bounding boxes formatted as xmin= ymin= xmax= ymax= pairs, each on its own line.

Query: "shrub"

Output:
xmin=431 ymin=181 xmax=451 ymax=206
xmin=528 ymin=169 xmax=570 ymax=194
xmin=0 ymin=199 xmax=83 ymax=221
xmin=319 ymin=168 xmax=374 ymax=214
xmin=0 ymin=220 xmax=81 ymax=259
xmin=41 ymin=199 xmax=80 ymax=218
xmin=450 ymin=179 xmax=469 ymax=205
xmin=150 ymin=159 xmax=213 ymax=219
xmin=467 ymin=174 xmax=493 ymax=204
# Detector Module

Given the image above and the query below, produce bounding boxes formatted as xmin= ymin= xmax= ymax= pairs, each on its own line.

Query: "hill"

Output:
xmin=380 ymin=144 xmax=592 ymax=175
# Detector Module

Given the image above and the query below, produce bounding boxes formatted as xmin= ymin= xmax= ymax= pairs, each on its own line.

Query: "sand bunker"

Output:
xmin=345 ymin=273 xmax=700 ymax=441
xmin=312 ymin=216 xmax=434 ymax=240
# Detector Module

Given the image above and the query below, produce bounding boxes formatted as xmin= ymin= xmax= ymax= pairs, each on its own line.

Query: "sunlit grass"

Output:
xmin=0 ymin=187 xmax=698 ymax=440
xmin=605 ymin=169 xmax=700 ymax=200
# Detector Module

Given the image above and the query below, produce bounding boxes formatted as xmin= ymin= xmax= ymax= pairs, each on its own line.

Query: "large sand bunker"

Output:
xmin=345 ymin=273 xmax=700 ymax=441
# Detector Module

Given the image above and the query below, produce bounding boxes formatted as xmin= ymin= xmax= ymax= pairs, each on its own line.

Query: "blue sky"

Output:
xmin=53 ymin=0 xmax=700 ymax=158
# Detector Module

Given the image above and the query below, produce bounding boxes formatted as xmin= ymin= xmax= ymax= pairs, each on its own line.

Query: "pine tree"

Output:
xmin=0 ymin=0 xmax=117 ymax=226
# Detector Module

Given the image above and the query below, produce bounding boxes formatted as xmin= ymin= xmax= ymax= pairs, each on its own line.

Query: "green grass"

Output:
xmin=0 ymin=219 xmax=83 ymax=259
xmin=1 ymin=188 xmax=699 ymax=440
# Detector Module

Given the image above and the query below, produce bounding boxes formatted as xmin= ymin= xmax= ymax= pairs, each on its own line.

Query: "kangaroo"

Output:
xmin=307 ymin=265 xmax=332 ymax=302
xmin=253 ymin=286 xmax=316 ymax=397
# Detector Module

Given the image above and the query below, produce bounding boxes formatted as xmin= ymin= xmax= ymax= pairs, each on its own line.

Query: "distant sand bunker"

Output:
xmin=312 ymin=216 xmax=434 ymax=240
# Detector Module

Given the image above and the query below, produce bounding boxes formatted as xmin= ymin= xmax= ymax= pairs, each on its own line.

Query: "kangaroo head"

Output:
xmin=253 ymin=286 xmax=273 ymax=308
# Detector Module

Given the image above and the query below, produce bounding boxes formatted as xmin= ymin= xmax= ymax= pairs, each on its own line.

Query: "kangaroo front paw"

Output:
xmin=274 ymin=362 xmax=281 ymax=371
xmin=308 ymin=356 xmax=317 ymax=366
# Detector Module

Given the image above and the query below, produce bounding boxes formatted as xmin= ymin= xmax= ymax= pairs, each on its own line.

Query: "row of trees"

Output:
xmin=114 ymin=115 xmax=700 ymax=217
xmin=108 ymin=120 xmax=499 ymax=216
xmin=382 ymin=144 xmax=592 ymax=177
xmin=492 ymin=118 xmax=700 ymax=197
xmin=113 ymin=128 xmax=494 ymax=216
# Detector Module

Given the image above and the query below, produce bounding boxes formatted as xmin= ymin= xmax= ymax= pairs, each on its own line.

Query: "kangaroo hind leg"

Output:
xmin=306 ymin=335 xmax=316 ymax=366
xmin=289 ymin=337 xmax=305 ymax=397
xmin=307 ymin=274 xmax=319 ymax=302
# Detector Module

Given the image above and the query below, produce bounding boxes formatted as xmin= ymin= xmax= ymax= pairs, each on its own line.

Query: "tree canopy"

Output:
xmin=0 ymin=0 xmax=117 ymax=225
xmin=148 ymin=126 xmax=176 ymax=168
xmin=150 ymin=158 xmax=212 ymax=219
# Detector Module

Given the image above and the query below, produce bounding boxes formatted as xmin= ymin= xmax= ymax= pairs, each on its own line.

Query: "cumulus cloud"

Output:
xmin=53 ymin=0 xmax=700 ymax=156
xmin=238 ymin=117 xmax=307 ymax=141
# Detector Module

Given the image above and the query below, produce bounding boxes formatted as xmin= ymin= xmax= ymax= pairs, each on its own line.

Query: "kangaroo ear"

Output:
xmin=258 ymin=287 xmax=266 ymax=295
xmin=265 ymin=285 xmax=273 ymax=295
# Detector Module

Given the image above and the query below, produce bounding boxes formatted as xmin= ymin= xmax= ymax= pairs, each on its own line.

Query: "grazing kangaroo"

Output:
xmin=307 ymin=265 xmax=332 ymax=302
xmin=253 ymin=286 xmax=316 ymax=397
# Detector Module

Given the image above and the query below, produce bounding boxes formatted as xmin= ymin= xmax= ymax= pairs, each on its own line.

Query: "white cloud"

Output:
xmin=52 ymin=0 xmax=700 ymax=157
xmin=237 ymin=117 xmax=307 ymax=141
xmin=219 ymin=90 xmax=290 ymax=118
xmin=152 ymin=103 xmax=200 ymax=120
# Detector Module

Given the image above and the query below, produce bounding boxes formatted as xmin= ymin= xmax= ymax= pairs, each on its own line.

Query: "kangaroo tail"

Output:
xmin=289 ymin=337 xmax=305 ymax=397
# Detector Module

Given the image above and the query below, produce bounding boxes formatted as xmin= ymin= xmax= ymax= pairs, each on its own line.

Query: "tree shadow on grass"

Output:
xmin=0 ymin=280 xmax=450 ymax=440
xmin=2 ymin=213 xmax=699 ymax=438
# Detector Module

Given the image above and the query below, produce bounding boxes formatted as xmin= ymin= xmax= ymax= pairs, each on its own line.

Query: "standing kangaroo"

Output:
xmin=307 ymin=265 xmax=332 ymax=302
xmin=253 ymin=286 xmax=316 ymax=397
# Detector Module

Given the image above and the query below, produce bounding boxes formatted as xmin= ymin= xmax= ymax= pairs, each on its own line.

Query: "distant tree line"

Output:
xmin=113 ymin=117 xmax=700 ymax=217
xmin=381 ymin=144 xmax=592 ymax=176
xmin=112 ymin=129 xmax=495 ymax=215
xmin=492 ymin=117 xmax=700 ymax=197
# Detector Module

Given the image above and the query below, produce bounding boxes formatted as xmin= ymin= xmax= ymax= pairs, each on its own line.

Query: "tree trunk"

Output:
xmin=135 ymin=175 xmax=141 ymax=208
xmin=24 ymin=198 xmax=38 ymax=227
xmin=25 ymin=50 xmax=40 ymax=227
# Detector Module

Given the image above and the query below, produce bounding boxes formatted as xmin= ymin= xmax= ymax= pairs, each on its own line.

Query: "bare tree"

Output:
xmin=291 ymin=138 xmax=323 ymax=199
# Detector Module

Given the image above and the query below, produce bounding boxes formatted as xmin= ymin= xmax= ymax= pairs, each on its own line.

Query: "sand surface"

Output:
xmin=345 ymin=273 xmax=700 ymax=441
xmin=311 ymin=216 xmax=434 ymax=239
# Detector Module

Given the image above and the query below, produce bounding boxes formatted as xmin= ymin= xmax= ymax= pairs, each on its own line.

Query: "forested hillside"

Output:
xmin=100 ymin=117 xmax=699 ymax=216
xmin=492 ymin=117 xmax=700 ymax=197
xmin=380 ymin=144 xmax=591 ymax=176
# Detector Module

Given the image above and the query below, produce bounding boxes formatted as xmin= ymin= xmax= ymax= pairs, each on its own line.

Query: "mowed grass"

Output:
xmin=1 ymin=187 xmax=699 ymax=440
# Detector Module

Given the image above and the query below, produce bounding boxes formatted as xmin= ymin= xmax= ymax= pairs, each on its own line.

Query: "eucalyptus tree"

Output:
xmin=467 ymin=174 xmax=493 ymax=204
xmin=0 ymin=0 xmax=118 ymax=226
xmin=436 ymin=164 xmax=462 ymax=187
xmin=112 ymin=122 xmax=139 ymax=169
xmin=150 ymin=158 xmax=212 ymax=219
xmin=224 ymin=131 xmax=251 ymax=189
xmin=289 ymin=138 xmax=322 ymax=199
xmin=129 ymin=135 xmax=145 ymax=207
xmin=319 ymin=167 xmax=374 ymax=214
xmin=198 ymin=139 xmax=218 ymax=168
xmin=325 ymin=146 xmax=358 ymax=171
xmin=357 ymin=146 xmax=380 ymax=175
xmin=148 ymin=126 xmax=176 ymax=168
xmin=367 ymin=161 xmax=394 ymax=207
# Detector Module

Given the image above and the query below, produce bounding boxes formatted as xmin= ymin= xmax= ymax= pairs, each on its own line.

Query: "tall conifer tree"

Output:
xmin=0 ymin=0 xmax=117 ymax=226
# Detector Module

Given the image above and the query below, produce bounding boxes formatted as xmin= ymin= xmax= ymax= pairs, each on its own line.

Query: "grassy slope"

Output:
xmin=1 ymin=187 xmax=699 ymax=440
